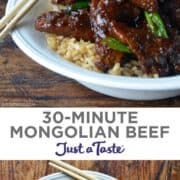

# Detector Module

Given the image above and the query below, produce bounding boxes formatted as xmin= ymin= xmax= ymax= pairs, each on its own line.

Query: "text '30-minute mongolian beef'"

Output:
xmin=35 ymin=0 xmax=180 ymax=77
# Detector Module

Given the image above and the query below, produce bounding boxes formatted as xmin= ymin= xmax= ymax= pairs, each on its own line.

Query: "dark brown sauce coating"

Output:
xmin=160 ymin=0 xmax=180 ymax=29
xmin=51 ymin=0 xmax=78 ymax=5
xmin=110 ymin=21 xmax=172 ymax=75
xmin=91 ymin=0 xmax=179 ymax=75
xmin=90 ymin=0 xmax=144 ymax=71
xmin=35 ymin=0 xmax=180 ymax=76
xmin=35 ymin=10 xmax=94 ymax=42
xmin=131 ymin=0 xmax=158 ymax=12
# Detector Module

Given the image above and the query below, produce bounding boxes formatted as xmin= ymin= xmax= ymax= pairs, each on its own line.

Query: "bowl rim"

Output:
xmin=39 ymin=171 xmax=116 ymax=180
xmin=7 ymin=0 xmax=180 ymax=91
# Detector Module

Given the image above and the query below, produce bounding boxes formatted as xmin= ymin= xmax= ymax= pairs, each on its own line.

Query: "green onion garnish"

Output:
xmin=103 ymin=37 xmax=132 ymax=53
xmin=71 ymin=0 xmax=90 ymax=11
xmin=145 ymin=11 xmax=168 ymax=38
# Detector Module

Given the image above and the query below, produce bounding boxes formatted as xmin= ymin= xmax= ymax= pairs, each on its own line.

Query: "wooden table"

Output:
xmin=0 ymin=161 xmax=180 ymax=180
xmin=1 ymin=1 xmax=180 ymax=180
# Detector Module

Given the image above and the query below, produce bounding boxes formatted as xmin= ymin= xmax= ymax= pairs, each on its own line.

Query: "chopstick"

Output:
xmin=0 ymin=0 xmax=38 ymax=41
xmin=49 ymin=160 xmax=99 ymax=180
xmin=49 ymin=162 xmax=88 ymax=180
xmin=0 ymin=0 xmax=27 ymax=30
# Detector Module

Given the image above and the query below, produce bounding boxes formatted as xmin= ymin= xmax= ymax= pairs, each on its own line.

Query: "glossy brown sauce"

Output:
xmin=35 ymin=0 xmax=180 ymax=76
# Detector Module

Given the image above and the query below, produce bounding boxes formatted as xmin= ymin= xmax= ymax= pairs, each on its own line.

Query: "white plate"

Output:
xmin=39 ymin=172 xmax=116 ymax=180
xmin=7 ymin=0 xmax=180 ymax=100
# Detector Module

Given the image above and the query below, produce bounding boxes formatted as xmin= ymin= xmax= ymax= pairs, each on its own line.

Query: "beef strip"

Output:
xmin=159 ymin=0 xmax=180 ymax=30
xmin=95 ymin=39 xmax=125 ymax=71
xmin=110 ymin=21 xmax=173 ymax=76
xmin=90 ymin=0 xmax=142 ymax=71
xmin=35 ymin=10 xmax=94 ymax=42
xmin=91 ymin=0 xmax=142 ymax=36
xmin=158 ymin=0 xmax=180 ymax=75
xmin=90 ymin=0 xmax=124 ymax=71
xmin=90 ymin=0 xmax=175 ymax=76
xmin=131 ymin=0 xmax=158 ymax=12
xmin=169 ymin=35 xmax=180 ymax=74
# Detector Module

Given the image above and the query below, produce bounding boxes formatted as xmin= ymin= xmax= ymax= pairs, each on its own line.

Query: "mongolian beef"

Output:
xmin=35 ymin=0 xmax=180 ymax=77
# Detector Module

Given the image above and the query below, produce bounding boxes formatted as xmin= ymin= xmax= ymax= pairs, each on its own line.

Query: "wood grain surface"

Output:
xmin=0 ymin=1 xmax=180 ymax=180
xmin=0 ymin=161 xmax=180 ymax=180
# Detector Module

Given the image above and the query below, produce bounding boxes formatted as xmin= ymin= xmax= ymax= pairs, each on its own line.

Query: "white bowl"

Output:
xmin=39 ymin=172 xmax=116 ymax=180
xmin=7 ymin=0 xmax=180 ymax=100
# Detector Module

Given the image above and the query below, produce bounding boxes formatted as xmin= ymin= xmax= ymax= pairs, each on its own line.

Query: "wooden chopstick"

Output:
xmin=0 ymin=0 xmax=38 ymax=41
xmin=49 ymin=160 xmax=99 ymax=180
xmin=49 ymin=162 xmax=88 ymax=180
xmin=0 ymin=0 xmax=27 ymax=30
